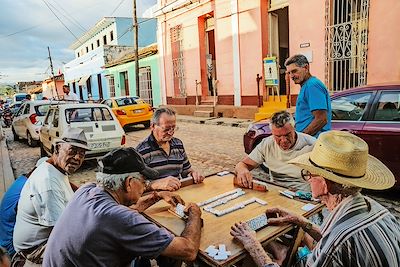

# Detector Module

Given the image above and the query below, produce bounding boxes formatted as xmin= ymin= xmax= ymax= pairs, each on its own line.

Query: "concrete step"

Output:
xmin=195 ymin=105 xmax=214 ymax=112
xmin=194 ymin=110 xmax=214 ymax=117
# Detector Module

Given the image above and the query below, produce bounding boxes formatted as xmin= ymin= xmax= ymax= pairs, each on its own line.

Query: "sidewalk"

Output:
xmin=0 ymin=125 xmax=14 ymax=200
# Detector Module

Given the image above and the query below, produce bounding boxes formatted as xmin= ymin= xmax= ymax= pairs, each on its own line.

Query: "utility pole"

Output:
xmin=48 ymin=46 xmax=59 ymax=99
xmin=133 ymin=0 xmax=140 ymax=97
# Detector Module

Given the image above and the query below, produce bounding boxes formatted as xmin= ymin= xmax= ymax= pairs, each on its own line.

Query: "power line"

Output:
xmin=41 ymin=0 xmax=83 ymax=45
xmin=47 ymin=0 xmax=87 ymax=32
xmin=111 ymin=0 xmax=128 ymax=16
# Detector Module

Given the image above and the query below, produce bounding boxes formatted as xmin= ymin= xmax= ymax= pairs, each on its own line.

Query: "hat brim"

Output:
xmin=55 ymin=139 xmax=90 ymax=150
xmin=140 ymin=166 xmax=159 ymax=180
xmin=289 ymin=152 xmax=395 ymax=190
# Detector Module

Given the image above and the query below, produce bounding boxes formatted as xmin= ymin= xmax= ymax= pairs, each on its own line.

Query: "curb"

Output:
xmin=0 ymin=129 xmax=15 ymax=199
xmin=177 ymin=116 xmax=253 ymax=128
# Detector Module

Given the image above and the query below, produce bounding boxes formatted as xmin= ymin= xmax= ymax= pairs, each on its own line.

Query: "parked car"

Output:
xmin=244 ymin=84 xmax=400 ymax=190
xmin=39 ymin=103 xmax=126 ymax=159
xmin=12 ymin=100 xmax=64 ymax=146
xmin=9 ymin=102 xmax=22 ymax=115
xmin=101 ymin=96 xmax=153 ymax=129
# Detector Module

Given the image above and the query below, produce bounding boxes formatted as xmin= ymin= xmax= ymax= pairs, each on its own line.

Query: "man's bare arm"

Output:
xmin=235 ymin=157 xmax=259 ymax=188
xmin=160 ymin=203 xmax=202 ymax=261
xmin=302 ymin=110 xmax=328 ymax=136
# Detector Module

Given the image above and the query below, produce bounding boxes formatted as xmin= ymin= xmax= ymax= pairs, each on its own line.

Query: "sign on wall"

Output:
xmin=263 ymin=57 xmax=279 ymax=86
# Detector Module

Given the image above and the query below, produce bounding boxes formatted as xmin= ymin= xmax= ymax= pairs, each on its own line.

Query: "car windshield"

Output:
xmin=115 ymin=97 xmax=138 ymax=107
xmin=65 ymin=107 xmax=114 ymax=123
xmin=34 ymin=104 xmax=51 ymax=116
xmin=15 ymin=95 xmax=26 ymax=102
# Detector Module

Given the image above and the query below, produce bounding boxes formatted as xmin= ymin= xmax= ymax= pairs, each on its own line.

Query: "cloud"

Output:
xmin=0 ymin=0 xmax=157 ymax=84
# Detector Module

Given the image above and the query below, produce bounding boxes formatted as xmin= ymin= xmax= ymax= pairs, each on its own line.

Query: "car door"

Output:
xmin=331 ymin=91 xmax=375 ymax=134
xmin=20 ymin=103 xmax=31 ymax=137
xmin=41 ymin=108 xmax=54 ymax=151
xmin=361 ymin=89 xmax=400 ymax=187
xmin=48 ymin=108 xmax=61 ymax=150
xmin=13 ymin=104 xmax=26 ymax=136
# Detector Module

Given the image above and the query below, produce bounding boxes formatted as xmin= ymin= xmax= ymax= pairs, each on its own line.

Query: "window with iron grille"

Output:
xmin=107 ymin=76 xmax=115 ymax=97
xmin=139 ymin=67 xmax=153 ymax=106
xmin=170 ymin=25 xmax=186 ymax=97
xmin=325 ymin=0 xmax=370 ymax=91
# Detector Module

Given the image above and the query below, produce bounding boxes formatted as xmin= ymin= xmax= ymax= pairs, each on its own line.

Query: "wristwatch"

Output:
xmin=144 ymin=180 xmax=152 ymax=191
xmin=303 ymin=222 xmax=313 ymax=232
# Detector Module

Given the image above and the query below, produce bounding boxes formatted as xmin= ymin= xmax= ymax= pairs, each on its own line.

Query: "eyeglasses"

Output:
xmin=66 ymin=146 xmax=86 ymax=157
xmin=156 ymin=125 xmax=179 ymax=134
xmin=301 ymin=169 xmax=319 ymax=182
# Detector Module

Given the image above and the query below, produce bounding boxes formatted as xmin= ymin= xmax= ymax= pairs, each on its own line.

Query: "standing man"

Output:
xmin=43 ymin=148 xmax=203 ymax=267
xmin=285 ymin=54 xmax=331 ymax=137
xmin=235 ymin=111 xmax=315 ymax=191
xmin=62 ymin=85 xmax=79 ymax=102
xmin=13 ymin=128 xmax=88 ymax=266
xmin=136 ymin=107 xmax=204 ymax=191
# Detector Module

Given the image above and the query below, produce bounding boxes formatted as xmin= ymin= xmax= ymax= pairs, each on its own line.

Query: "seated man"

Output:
xmin=231 ymin=131 xmax=400 ymax=267
xmin=235 ymin=111 xmax=315 ymax=191
xmin=43 ymin=148 xmax=203 ymax=267
xmin=136 ymin=107 xmax=204 ymax=191
xmin=13 ymin=128 xmax=88 ymax=266
xmin=0 ymin=157 xmax=48 ymax=257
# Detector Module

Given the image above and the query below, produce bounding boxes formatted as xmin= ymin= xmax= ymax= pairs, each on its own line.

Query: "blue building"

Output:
xmin=64 ymin=17 xmax=156 ymax=100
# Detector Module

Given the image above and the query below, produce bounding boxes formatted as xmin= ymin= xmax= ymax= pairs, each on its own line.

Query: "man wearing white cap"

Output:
xmin=13 ymin=128 xmax=88 ymax=266
xmin=231 ymin=131 xmax=400 ymax=267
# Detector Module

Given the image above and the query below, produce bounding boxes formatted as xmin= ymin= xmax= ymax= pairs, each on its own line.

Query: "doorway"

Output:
xmin=269 ymin=6 xmax=289 ymax=96
xmin=205 ymin=16 xmax=217 ymax=96
xmin=120 ymin=71 xmax=129 ymax=96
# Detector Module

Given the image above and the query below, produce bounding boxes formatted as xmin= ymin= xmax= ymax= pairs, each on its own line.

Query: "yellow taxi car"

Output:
xmin=101 ymin=96 xmax=153 ymax=128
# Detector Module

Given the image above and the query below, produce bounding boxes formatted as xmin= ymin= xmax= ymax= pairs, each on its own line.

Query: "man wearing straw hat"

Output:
xmin=231 ymin=131 xmax=400 ymax=267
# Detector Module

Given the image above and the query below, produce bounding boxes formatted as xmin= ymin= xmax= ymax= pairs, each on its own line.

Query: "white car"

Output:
xmin=12 ymin=100 xmax=64 ymax=147
xmin=39 ymin=103 xmax=126 ymax=159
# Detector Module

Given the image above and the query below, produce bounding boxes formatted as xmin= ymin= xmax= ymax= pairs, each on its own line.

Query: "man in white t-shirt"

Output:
xmin=13 ymin=128 xmax=88 ymax=266
xmin=235 ymin=111 xmax=316 ymax=191
xmin=62 ymin=84 xmax=79 ymax=102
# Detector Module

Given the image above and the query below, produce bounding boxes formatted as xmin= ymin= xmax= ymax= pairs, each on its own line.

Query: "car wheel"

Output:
xmin=143 ymin=120 xmax=151 ymax=128
xmin=40 ymin=142 xmax=47 ymax=157
xmin=27 ymin=131 xmax=38 ymax=147
xmin=12 ymin=127 xmax=19 ymax=141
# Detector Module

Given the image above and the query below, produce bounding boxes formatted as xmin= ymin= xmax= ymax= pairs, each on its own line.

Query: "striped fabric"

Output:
xmin=136 ymin=133 xmax=192 ymax=180
xmin=307 ymin=193 xmax=400 ymax=267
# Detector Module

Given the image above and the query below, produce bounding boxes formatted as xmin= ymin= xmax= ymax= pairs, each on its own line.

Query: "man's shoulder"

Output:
xmin=306 ymin=77 xmax=328 ymax=90
xmin=170 ymin=137 xmax=184 ymax=146
xmin=136 ymin=134 xmax=156 ymax=153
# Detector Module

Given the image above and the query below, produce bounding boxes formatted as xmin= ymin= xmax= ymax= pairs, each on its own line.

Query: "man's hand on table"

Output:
xmin=150 ymin=176 xmax=181 ymax=191
xmin=265 ymin=207 xmax=307 ymax=227
xmin=235 ymin=168 xmax=253 ymax=188
xmin=158 ymin=191 xmax=185 ymax=207
xmin=184 ymin=203 xmax=202 ymax=219
xmin=190 ymin=171 xmax=205 ymax=184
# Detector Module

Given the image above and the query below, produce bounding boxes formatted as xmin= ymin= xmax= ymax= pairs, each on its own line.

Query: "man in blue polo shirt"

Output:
xmin=285 ymin=54 xmax=331 ymax=137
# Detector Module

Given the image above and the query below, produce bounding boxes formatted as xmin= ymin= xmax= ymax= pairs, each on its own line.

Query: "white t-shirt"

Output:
xmin=249 ymin=132 xmax=316 ymax=191
xmin=64 ymin=92 xmax=79 ymax=102
xmin=13 ymin=162 xmax=74 ymax=252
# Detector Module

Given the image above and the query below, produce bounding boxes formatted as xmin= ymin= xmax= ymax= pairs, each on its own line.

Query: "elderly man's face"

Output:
xmin=56 ymin=143 xmax=85 ymax=174
xmin=127 ymin=176 xmax=145 ymax=205
xmin=152 ymin=113 xmax=177 ymax=143
xmin=271 ymin=123 xmax=296 ymax=150
xmin=286 ymin=63 xmax=309 ymax=85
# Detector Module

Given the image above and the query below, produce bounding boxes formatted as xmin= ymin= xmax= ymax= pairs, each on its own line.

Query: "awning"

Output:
xmin=269 ymin=0 xmax=288 ymax=11
xmin=78 ymin=75 xmax=91 ymax=86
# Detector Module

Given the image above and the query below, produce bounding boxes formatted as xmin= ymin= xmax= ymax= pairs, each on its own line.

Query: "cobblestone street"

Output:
xmin=4 ymin=121 xmax=400 ymax=220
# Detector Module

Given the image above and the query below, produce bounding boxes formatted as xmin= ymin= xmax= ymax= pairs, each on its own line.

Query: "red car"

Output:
xmin=244 ymin=84 xmax=400 ymax=190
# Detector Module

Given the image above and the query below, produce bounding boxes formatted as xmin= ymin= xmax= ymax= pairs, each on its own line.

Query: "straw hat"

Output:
xmin=289 ymin=130 xmax=395 ymax=190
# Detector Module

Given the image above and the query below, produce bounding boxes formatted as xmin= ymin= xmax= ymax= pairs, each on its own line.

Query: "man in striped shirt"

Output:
xmin=231 ymin=131 xmax=400 ymax=267
xmin=136 ymin=107 xmax=204 ymax=191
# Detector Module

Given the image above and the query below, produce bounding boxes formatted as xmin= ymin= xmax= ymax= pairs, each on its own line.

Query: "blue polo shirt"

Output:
xmin=295 ymin=76 xmax=331 ymax=137
xmin=0 ymin=175 xmax=28 ymax=256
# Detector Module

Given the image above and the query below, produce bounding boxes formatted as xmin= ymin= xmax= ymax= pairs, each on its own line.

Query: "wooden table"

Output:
xmin=144 ymin=173 xmax=323 ymax=267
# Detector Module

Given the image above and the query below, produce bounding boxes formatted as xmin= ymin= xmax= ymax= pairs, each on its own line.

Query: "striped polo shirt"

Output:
xmin=136 ymin=133 xmax=192 ymax=180
xmin=307 ymin=193 xmax=400 ymax=266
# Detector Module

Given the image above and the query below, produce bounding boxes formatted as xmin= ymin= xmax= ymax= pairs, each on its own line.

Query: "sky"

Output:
xmin=0 ymin=0 xmax=157 ymax=84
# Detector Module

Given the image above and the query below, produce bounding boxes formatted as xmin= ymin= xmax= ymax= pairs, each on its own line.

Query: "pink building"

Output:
xmin=154 ymin=0 xmax=400 ymax=119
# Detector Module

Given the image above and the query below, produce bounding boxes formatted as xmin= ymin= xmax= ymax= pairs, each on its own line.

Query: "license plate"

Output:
xmin=133 ymin=109 xmax=143 ymax=114
xmin=89 ymin=142 xmax=110 ymax=149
